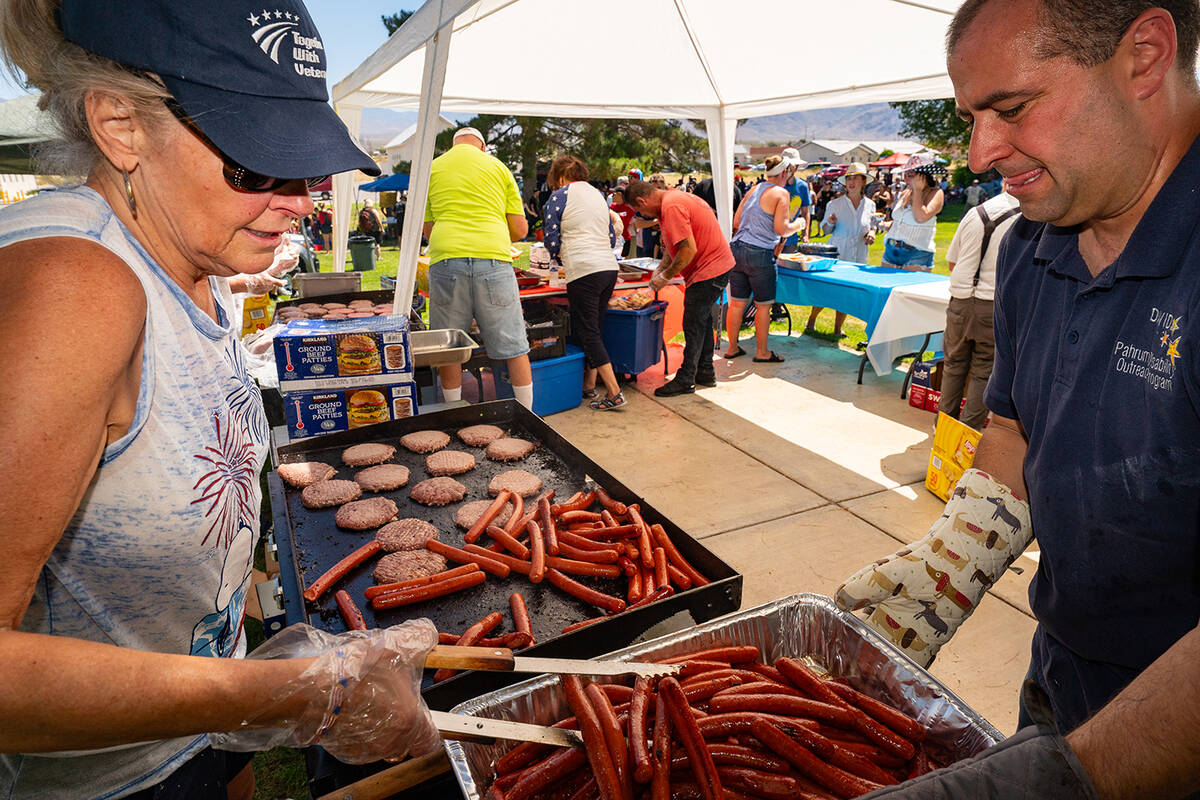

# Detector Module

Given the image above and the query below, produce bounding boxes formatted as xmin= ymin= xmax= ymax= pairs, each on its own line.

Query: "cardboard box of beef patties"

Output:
xmin=282 ymin=382 xmax=419 ymax=439
xmin=273 ymin=316 xmax=413 ymax=393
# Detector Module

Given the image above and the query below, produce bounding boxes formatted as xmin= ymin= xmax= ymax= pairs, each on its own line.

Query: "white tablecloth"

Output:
xmin=865 ymin=280 xmax=951 ymax=375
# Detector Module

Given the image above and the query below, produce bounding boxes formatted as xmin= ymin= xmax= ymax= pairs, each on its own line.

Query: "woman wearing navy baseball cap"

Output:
xmin=0 ymin=1 xmax=436 ymax=798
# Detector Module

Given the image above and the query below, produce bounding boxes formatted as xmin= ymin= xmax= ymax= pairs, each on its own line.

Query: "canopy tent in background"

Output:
xmin=869 ymin=152 xmax=912 ymax=169
xmin=331 ymin=0 xmax=963 ymax=308
xmin=359 ymin=172 xmax=410 ymax=192
xmin=0 ymin=94 xmax=57 ymax=175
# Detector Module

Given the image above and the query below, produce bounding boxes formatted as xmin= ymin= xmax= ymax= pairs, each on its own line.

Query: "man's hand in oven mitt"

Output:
xmin=835 ymin=468 xmax=1032 ymax=666
xmin=858 ymin=681 xmax=1099 ymax=800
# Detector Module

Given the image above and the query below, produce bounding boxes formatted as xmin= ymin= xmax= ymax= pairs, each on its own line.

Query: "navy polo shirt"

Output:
xmin=985 ymin=133 xmax=1200 ymax=733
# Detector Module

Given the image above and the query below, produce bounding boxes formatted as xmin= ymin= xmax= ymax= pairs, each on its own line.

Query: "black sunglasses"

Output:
xmin=163 ymin=98 xmax=328 ymax=193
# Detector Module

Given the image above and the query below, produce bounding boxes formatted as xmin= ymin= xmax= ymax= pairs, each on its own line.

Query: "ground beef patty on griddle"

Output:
xmin=488 ymin=469 xmax=543 ymax=498
xmin=425 ymin=450 xmax=476 ymax=476
xmin=457 ymin=424 xmax=505 ymax=447
xmin=335 ymin=496 xmax=399 ymax=530
xmin=410 ymin=477 xmax=468 ymax=506
xmin=376 ymin=518 xmax=439 ymax=551
xmin=400 ymin=430 xmax=451 ymax=454
xmin=353 ymin=464 xmax=410 ymax=492
xmin=485 ymin=437 xmax=535 ymax=462
xmin=342 ymin=442 xmax=396 ymax=467
xmin=276 ymin=461 xmax=338 ymax=488
xmin=300 ymin=479 xmax=362 ymax=509
xmin=373 ymin=550 xmax=448 ymax=584
xmin=454 ymin=499 xmax=515 ymax=530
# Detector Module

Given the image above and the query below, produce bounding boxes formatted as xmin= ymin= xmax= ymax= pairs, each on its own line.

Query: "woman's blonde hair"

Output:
xmin=0 ymin=0 xmax=171 ymax=175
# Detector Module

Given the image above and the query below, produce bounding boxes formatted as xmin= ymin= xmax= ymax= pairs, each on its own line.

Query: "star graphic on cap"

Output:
xmin=261 ymin=8 xmax=270 ymax=18
xmin=274 ymin=9 xmax=283 ymax=19
xmin=246 ymin=12 xmax=259 ymax=25
xmin=1167 ymin=337 xmax=1182 ymax=366
xmin=1161 ymin=331 xmax=1171 ymax=348
xmin=285 ymin=11 xmax=294 ymax=19
xmin=1171 ymin=318 xmax=1181 ymax=333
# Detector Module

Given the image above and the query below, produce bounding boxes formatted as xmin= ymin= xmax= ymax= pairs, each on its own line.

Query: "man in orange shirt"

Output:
xmin=626 ymin=181 xmax=734 ymax=396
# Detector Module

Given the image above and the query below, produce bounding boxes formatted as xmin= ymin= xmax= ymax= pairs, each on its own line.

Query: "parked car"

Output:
xmin=819 ymin=164 xmax=849 ymax=179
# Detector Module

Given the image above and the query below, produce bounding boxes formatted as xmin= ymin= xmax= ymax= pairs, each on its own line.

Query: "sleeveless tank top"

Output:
xmin=886 ymin=201 xmax=937 ymax=252
xmin=0 ymin=187 xmax=269 ymax=800
xmin=731 ymin=182 xmax=781 ymax=250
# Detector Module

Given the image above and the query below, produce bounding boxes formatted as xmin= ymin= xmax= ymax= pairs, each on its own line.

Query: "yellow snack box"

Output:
xmin=926 ymin=412 xmax=983 ymax=501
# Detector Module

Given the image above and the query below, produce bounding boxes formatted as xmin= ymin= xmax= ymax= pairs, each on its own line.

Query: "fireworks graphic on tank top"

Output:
xmin=192 ymin=410 xmax=259 ymax=548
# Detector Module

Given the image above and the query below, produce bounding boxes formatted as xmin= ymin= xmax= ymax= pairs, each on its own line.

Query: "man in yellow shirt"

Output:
xmin=423 ymin=128 xmax=532 ymax=407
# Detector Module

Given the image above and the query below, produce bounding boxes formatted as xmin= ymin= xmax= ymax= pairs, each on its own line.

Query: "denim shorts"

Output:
xmin=429 ymin=258 xmax=530 ymax=360
xmin=728 ymin=240 xmax=777 ymax=304
xmin=883 ymin=237 xmax=934 ymax=270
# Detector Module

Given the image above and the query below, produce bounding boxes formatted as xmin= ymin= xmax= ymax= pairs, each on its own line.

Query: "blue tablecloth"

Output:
xmin=775 ymin=261 xmax=946 ymax=338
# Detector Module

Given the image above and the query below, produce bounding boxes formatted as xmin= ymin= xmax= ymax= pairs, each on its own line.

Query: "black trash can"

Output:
xmin=348 ymin=234 xmax=377 ymax=272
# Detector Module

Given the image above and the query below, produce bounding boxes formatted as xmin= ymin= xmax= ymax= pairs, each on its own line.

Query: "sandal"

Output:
xmin=582 ymin=388 xmax=598 ymax=400
xmin=723 ymin=346 xmax=747 ymax=359
xmin=753 ymin=352 xmax=785 ymax=363
xmin=589 ymin=391 xmax=627 ymax=411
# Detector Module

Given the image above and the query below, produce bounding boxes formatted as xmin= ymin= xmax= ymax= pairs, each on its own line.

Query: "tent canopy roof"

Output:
xmin=335 ymin=0 xmax=960 ymax=119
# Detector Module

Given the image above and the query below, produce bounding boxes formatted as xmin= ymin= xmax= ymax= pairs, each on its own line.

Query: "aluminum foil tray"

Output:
xmin=446 ymin=592 xmax=1004 ymax=800
xmin=410 ymin=328 xmax=478 ymax=368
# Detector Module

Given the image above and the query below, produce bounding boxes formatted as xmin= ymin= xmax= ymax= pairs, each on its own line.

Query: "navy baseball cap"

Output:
xmin=58 ymin=0 xmax=380 ymax=180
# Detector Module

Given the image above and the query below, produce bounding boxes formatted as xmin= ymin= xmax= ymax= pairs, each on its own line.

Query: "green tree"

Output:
xmin=381 ymin=10 xmax=415 ymax=35
xmin=878 ymin=148 xmax=895 ymax=158
xmin=392 ymin=160 xmax=410 ymax=175
xmin=889 ymin=99 xmax=971 ymax=155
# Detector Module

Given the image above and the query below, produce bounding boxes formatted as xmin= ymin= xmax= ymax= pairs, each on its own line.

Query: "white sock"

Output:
xmin=442 ymin=385 xmax=462 ymax=402
xmin=512 ymin=382 xmax=534 ymax=410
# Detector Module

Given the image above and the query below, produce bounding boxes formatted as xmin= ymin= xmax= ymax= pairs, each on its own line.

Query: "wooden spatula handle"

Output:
xmin=423 ymin=644 xmax=515 ymax=671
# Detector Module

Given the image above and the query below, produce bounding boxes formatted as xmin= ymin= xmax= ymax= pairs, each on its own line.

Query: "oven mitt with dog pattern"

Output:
xmin=835 ymin=468 xmax=1032 ymax=667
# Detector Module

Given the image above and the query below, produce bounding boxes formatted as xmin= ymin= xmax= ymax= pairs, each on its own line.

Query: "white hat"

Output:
xmin=780 ymin=147 xmax=806 ymax=168
xmin=454 ymin=127 xmax=487 ymax=146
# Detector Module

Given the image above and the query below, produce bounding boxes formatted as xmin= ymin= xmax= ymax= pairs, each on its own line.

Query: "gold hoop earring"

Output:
xmin=122 ymin=169 xmax=137 ymax=218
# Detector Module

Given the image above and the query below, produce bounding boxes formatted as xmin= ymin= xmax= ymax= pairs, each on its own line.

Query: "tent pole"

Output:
xmin=331 ymin=105 xmax=364 ymax=273
xmin=393 ymin=9 xmax=454 ymax=317
xmin=704 ymin=109 xmax=736 ymax=240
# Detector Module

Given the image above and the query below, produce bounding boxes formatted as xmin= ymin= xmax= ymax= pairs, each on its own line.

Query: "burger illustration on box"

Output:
xmin=347 ymin=389 xmax=389 ymax=428
xmin=337 ymin=333 xmax=382 ymax=375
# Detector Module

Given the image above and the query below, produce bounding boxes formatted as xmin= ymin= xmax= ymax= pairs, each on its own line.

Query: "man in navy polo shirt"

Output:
xmin=838 ymin=0 xmax=1200 ymax=797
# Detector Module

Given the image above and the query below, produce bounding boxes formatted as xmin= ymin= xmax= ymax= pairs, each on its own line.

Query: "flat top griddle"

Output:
xmin=269 ymin=400 xmax=742 ymax=712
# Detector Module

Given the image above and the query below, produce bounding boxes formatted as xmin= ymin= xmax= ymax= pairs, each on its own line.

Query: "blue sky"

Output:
xmin=0 ymin=1 xmax=419 ymax=100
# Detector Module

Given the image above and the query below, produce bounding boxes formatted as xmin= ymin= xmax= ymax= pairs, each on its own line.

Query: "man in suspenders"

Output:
xmin=937 ymin=181 xmax=1020 ymax=430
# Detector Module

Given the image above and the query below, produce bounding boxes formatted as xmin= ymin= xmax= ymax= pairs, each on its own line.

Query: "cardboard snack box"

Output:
xmin=926 ymin=411 xmax=983 ymax=501
xmin=274 ymin=316 xmax=413 ymax=393
xmin=282 ymin=382 xmax=419 ymax=440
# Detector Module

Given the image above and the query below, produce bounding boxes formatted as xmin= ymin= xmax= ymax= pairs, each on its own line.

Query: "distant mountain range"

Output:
xmin=735 ymin=103 xmax=904 ymax=144
xmin=358 ymin=102 xmax=905 ymax=150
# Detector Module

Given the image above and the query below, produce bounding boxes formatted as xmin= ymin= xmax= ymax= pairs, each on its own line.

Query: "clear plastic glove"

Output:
xmin=209 ymin=619 xmax=440 ymax=764
xmin=836 ymin=469 xmax=1032 ymax=666
xmin=268 ymin=238 xmax=301 ymax=277
xmin=239 ymin=271 xmax=287 ymax=295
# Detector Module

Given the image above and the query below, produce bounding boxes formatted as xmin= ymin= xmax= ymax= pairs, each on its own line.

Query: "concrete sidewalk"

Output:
xmin=546 ymin=332 xmax=1038 ymax=735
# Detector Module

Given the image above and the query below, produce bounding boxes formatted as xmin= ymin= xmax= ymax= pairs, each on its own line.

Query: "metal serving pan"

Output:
xmin=446 ymin=592 xmax=1004 ymax=800
xmin=410 ymin=329 xmax=478 ymax=369
xmin=269 ymin=399 xmax=742 ymax=714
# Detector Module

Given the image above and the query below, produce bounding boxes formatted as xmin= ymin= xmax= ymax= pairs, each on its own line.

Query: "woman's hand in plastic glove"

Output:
xmin=209 ymin=619 xmax=441 ymax=764
xmin=267 ymin=244 xmax=301 ymax=277
xmin=238 ymin=271 xmax=288 ymax=295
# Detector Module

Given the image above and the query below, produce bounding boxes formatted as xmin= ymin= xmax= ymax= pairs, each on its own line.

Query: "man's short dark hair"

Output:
xmin=948 ymin=0 xmax=1199 ymax=78
xmin=624 ymin=179 xmax=655 ymax=206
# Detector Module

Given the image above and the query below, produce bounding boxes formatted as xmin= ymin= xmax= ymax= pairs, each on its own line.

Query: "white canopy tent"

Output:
xmin=331 ymin=0 xmax=963 ymax=309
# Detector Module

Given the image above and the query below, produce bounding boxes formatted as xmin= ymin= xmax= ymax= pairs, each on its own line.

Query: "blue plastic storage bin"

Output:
xmin=602 ymin=300 xmax=667 ymax=375
xmin=492 ymin=344 xmax=584 ymax=417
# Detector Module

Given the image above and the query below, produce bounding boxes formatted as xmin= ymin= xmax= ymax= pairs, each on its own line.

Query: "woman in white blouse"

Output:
xmin=882 ymin=154 xmax=946 ymax=271
xmin=806 ymin=163 xmax=876 ymax=337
